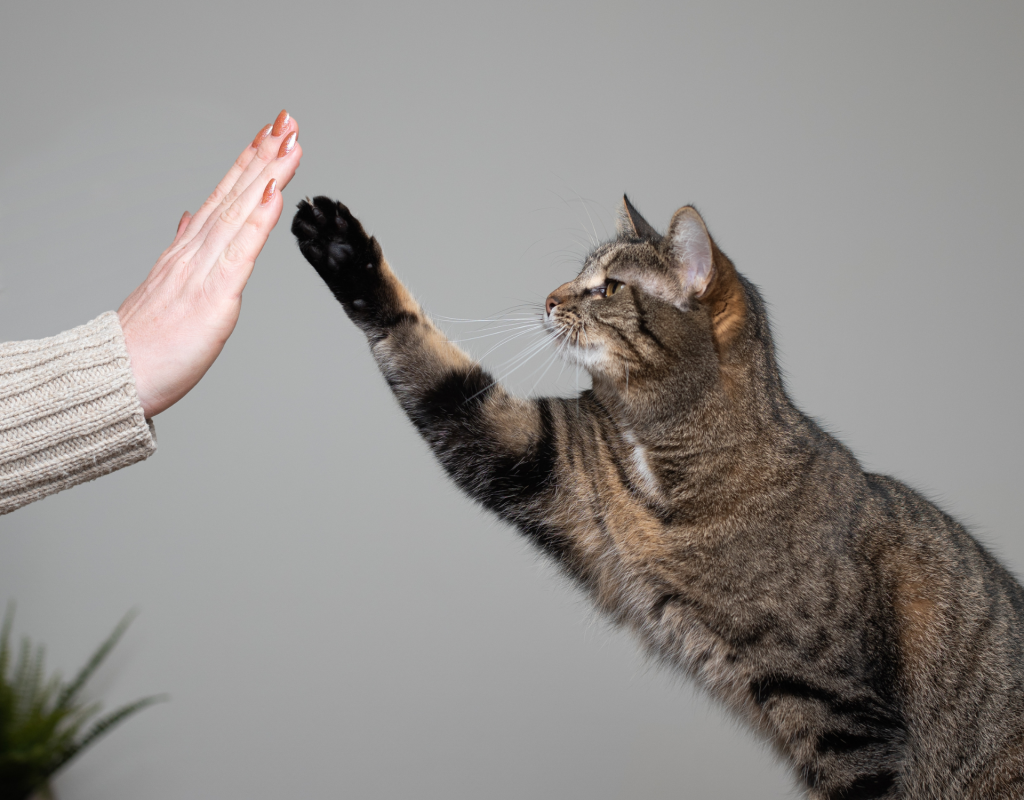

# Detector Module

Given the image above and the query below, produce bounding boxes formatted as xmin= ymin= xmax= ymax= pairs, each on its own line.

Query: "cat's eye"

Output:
xmin=588 ymin=279 xmax=625 ymax=299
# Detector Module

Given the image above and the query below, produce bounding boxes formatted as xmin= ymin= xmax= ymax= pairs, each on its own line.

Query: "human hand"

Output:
xmin=117 ymin=110 xmax=303 ymax=418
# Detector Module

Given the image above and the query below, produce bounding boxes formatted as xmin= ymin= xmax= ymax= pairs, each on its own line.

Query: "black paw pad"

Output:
xmin=292 ymin=196 xmax=385 ymax=310
xmin=328 ymin=241 xmax=353 ymax=261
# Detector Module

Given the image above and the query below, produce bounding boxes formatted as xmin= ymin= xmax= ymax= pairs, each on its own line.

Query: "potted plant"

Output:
xmin=0 ymin=606 xmax=164 ymax=800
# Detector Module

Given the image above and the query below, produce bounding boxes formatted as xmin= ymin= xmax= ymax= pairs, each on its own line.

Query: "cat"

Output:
xmin=292 ymin=194 xmax=1024 ymax=799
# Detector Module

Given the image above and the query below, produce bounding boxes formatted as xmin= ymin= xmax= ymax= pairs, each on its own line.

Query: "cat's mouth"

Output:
xmin=545 ymin=314 xmax=606 ymax=369
xmin=544 ymin=313 xmax=583 ymax=346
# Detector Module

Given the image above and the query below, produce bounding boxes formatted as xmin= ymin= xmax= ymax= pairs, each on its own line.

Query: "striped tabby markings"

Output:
xmin=370 ymin=268 xmax=551 ymax=458
xmin=969 ymin=732 xmax=1024 ymax=798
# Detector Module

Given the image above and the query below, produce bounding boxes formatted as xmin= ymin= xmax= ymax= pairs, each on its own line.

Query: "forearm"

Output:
xmin=375 ymin=307 xmax=576 ymax=565
xmin=372 ymin=310 xmax=550 ymax=492
xmin=0 ymin=312 xmax=156 ymax=515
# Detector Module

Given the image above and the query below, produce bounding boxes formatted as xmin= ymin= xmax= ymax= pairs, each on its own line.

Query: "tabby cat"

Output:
xmin=292 ymin=194 xmax=1024 ymax=799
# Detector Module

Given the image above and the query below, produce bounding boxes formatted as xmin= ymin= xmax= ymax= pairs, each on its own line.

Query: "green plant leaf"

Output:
xmin=0 ymin=607 xmax=162 ymax=800
xmin=48 ymin=694 xmax=167 ymax=777
xmin=55 ymin=610 xmax=137 ymax=712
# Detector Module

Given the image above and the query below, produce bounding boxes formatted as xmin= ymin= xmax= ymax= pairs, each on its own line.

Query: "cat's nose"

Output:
xmin=546 ymin=282 xmax=573 ymax=316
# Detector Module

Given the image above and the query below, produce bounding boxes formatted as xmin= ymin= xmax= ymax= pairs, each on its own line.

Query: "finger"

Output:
xmin=173 ymin=210 xmax=192 ymax=242
xmin=206 ymin=177 xmax=285 ymax=298
xmin=180 ymin=113 xmax=293 ymax=241
xmin=179 ymin=121 xmax=271 ymax=240
xmin=188 ymin=111 xmax=298 ymax=240
xmin=216 ymin=111 xmax=298 ymax=207
xmin=192 ymin=138 xmax=302 ymax=278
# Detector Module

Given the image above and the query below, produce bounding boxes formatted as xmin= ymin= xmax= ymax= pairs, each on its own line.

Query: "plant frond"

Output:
xmin=55 ymin=610 xmax=137 ymax=711
xmin=0 ymin=607 xmax=161 ymax=796
xmin=48 ymin=695 xmax=167 ymax=776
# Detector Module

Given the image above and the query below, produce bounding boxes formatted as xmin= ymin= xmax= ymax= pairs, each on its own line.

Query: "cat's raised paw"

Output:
xmin=291 ymin=196 xmax=383 ymax=305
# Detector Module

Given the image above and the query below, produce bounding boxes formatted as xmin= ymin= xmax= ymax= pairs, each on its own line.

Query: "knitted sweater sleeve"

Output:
xmin=0 ymin=311 xmax=157 ymax=515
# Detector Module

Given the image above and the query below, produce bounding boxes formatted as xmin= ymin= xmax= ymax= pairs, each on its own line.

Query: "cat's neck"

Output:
xmin=589 ymin=306 xmax=816 ymax=513
xmin=597 ymin=324 xmax=795 ymax=439
xmin=595 ymin=364 xmax=793 ymax=453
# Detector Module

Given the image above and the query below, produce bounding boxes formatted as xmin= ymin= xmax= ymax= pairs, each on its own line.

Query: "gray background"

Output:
xmin=1 ymin=1 xmax=1022 ymax=798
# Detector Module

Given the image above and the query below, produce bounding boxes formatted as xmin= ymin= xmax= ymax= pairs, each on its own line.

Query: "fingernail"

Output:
xmin=278 ymin=131 xmax=297 ymax=158
xmin=261 ymin=178 xmax=277 ymax=206
xmin=251 ymin=123 xmax=272 ymax=148
xmin=271 ymin=109 xmax=290 ymax=137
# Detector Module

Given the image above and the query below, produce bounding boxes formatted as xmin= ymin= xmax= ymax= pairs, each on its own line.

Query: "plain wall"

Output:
xmin=1 ymin=2 xmax=1022 ymax=797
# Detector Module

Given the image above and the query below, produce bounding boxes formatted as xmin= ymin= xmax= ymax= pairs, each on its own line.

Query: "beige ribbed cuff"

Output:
xmin=0 ymin=311 xmax=157 ymax=516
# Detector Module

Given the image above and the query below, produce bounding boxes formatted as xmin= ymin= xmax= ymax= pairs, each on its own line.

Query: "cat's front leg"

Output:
xmin=292 ymin=197 xmax=578 ymax=568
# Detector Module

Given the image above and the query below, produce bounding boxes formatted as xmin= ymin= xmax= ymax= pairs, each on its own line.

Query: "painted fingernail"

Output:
xmin=261 ymin=178 xmax=277 ymax=206
xmin=278 ymin=131 xmax=297 ymax=158
xmin=271 ymin=109 xmax=290 ymax=136
xmin=251 ymin=123 xmax=272 ymax=149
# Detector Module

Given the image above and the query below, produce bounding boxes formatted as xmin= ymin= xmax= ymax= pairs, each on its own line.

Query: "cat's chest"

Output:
xmin=619 ymin=430 xmax=661 ymax=497
xmin=576 ymin=477 xmax=792 ymax=672
xmin=590 ymin=515 xmax=780 ymax=722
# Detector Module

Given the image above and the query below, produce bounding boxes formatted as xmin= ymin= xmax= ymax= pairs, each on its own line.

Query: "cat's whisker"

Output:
xmin=434 ymin=305 xmax=541 ymax=325
xmin=506 ymin=298 xmax=544 ymax=307
xmin=452 ymin=327 xmax=539 ymax=340
xmin=549 ymin=188 xmax=603 ymax=249
xmin=552 ymin=337 xmax=572 ymax=392
xmin=524 ymin=334 xmax=565 ymax=396
xmin=479 ymin=342 xmax=558 ymax=398
xmin=575 ymin=353 xmax=581 ymax=414
xmin=438 ymin=318 xmax=542 ymax=339
xmin=435 ymin=316 xmax=539 ymax=324
xmin=447 ymin=325 xmax=540 ymax=345
xmin=575 ymin=194 xmax=602 ymax=249
xmin=521 ymin=329 xmax=560 ymax=372
xmin=441 ymin=323 xmax=540 ymax=338
xmin=450 ymin=327 xmax=540 ymax=346
xmin=475 ymin=327 xmax=546 ymax=363
xmin=490 ymin=333 xmax=554 ymax=375
xmin=459 ymin=335 xmax=555 ymax=406
xmin=442 ymin=317 xmax=541 ymax=332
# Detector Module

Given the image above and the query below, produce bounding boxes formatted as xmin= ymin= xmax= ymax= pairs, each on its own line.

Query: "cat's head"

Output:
xmin=545 ymin=197 xmax=749 ymax=399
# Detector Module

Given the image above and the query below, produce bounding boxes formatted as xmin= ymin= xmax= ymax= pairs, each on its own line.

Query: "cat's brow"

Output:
xmin=583 ymin=246 xmax=627 ymax=285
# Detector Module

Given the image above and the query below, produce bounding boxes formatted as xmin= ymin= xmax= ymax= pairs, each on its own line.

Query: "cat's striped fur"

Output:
xmin=292 ymin=195 xmax=1024 ymax=799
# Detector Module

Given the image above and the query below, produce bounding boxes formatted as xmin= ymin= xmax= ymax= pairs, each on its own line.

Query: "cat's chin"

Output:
xmin=545 ymin=319 xmax=608 ymax=372
xmin=558 ymin=341 xmax=610 ymax=373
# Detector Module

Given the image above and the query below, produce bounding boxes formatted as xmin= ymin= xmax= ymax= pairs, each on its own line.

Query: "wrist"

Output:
xmin=117 ymin=309 xmax=156 ymax=418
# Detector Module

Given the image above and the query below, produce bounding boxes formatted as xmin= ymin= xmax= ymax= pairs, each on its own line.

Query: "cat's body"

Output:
xmin=292 ymin=196 xmax=1024 ymax=799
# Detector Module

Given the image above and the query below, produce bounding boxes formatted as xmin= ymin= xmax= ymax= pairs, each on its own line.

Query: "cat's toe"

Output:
xmin=292 ymin=216 xmax=318 ymax=241
xmin=292 ymin=196 xmax=376 ymax=271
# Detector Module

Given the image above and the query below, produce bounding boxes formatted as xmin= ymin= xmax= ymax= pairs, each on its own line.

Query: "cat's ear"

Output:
xmin=667 ymin=205 xmax=747 ymax=347
xmin=667 ymin=206 xmax=715 ymax=298
xmin=617 ymin=195 xmax=660 ymax=240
